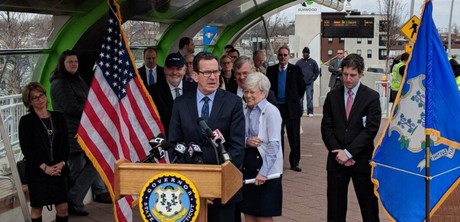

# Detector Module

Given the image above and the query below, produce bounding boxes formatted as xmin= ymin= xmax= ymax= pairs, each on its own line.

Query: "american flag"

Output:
xmin=77 ymin=1 xmax=164 ymax=221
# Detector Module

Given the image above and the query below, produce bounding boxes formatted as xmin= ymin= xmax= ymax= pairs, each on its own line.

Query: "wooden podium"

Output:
xmin=114 ymin=160 xmax=242 ymax=222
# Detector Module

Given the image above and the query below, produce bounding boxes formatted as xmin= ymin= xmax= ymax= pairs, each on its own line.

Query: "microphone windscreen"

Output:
xmin=197 ymin=118 xmax=213 ymax=137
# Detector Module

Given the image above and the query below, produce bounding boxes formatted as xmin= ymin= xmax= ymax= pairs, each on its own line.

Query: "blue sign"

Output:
xmin=203 ymin=26 xmax=217 ymax=46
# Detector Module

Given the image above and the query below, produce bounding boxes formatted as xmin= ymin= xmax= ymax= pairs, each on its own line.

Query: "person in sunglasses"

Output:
xmin=266 ymin=46 xmax=306 ymax=172
xmin=328 ymin=49 xmax=345 ymax=90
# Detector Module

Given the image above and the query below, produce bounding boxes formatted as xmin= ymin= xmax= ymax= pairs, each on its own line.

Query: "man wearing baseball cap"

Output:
xmin=148 ymin=53 xmax=196 ymax=136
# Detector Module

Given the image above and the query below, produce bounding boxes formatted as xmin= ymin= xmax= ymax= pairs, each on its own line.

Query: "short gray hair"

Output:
xmin=234 ymin=56 xmax=254 ymax=70
xmin=244 ymin=72 xmax=271 ymax=96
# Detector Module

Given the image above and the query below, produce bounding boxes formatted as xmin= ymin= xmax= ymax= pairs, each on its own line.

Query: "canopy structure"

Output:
xmin=0 ymin=0 xmax=343 ymax=87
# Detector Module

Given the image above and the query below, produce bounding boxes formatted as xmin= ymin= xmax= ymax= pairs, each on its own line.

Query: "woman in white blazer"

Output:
xmin=240 ymin=72 xmax=283 ymax=222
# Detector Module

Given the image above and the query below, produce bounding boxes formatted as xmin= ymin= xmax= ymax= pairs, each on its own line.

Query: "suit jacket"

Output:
xmin=266 ymin=63 xmax=306 ymax=119
xmin=321 ymin=84 xmax=381 ymax=173
xmin=148 ymin=80 xmax=196 ymax=137
xmin=328 ymin=59 xmax=342 ymax=88
xmin=169 ymin=89 xmax=245 ymax=168
xmin=138 ymin=65 xmax=165 ymax=87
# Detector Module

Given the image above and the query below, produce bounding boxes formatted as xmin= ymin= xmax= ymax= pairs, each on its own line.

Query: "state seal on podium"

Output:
xmin=139 ymin=172 xmax=200 ymax=222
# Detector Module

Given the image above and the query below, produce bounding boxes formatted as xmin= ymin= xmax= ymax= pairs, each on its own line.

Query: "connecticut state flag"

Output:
xmin=371 ymin=1 xmax=460 ymax=221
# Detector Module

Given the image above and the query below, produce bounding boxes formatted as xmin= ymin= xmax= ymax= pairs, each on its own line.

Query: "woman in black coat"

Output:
xmin=50 ymin=50 xmax=110 ymax=216
xmin=19 ymin=82 xmax=69 ymax=222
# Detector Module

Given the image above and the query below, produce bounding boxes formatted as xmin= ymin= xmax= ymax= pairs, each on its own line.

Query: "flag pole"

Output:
xmin=425 ymin=134 xmax=431 ymax=222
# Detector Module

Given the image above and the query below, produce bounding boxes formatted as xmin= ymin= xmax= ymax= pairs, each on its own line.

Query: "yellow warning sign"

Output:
xmin=401 ymin=15 xmax=420 ymax=42
xmin=404 ymin=43 xmax=413 ymax=53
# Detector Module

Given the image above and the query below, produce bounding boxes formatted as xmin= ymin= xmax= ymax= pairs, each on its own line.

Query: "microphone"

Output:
xmin=210 ymin=129 xmax=226 ymax=147
xmin=187 ymin=142 xmax=203 ymax=164
xmin=171 ymin=143 xmax=187 ymax=163
xmin=211 ymin=129 xmax=231 ymax=162
xmin=141 ymin=134 xmax=173 ymax=163
xmin=197 ymin=118 xmax=221 ymax=164
xmin=197 ymin=118 xmax=213 ymax=137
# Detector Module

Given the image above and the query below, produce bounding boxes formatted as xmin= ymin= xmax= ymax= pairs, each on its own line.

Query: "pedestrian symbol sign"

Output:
xmin=401 ymin=15 xmax=420 ymax=42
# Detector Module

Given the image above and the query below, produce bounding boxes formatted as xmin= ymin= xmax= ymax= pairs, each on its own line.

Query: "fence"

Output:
xmin=0 ymin=94 xmax=25 ymax=176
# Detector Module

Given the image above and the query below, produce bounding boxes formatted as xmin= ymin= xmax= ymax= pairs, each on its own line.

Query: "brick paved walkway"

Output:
xmin=70 ymin=110 xmax=393 ymax=222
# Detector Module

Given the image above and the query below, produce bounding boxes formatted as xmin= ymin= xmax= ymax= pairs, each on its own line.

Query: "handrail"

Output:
xmin=0 ymin=48 xmax=53 ymax=55
xmin=0 ymin=94 xmax=25 ymax=175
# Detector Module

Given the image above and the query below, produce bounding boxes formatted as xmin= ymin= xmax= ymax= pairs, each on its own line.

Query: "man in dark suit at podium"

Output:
xmin=138 ymin=47 xmax=165 ymax=87
xmin=169 ymin=51 xmax=245 ymax=222
xmin=148 ymin=53 xmax=196 ymax=137
xmin=321 ymin=53 xmax=381 ymax=222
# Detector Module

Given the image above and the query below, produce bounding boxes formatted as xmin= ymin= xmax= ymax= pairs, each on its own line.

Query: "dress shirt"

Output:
xmin=168 ymin=81 xmax=183 ymax=100
xmin=196 ymin=90 xmax=217 ymax=120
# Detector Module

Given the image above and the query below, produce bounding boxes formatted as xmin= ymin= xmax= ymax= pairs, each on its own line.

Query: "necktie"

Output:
xmin=174 ymin=87 xmax=181 ymax=98
xmin=346 ymin=89 xmax=353 ymax=119
xmin=280 ymin=65 xmax=285 ymax=72
xmin=201 ymin=97 xmax=210 ymax=122
xmin=148 ymin=69 xmax=155 ymax=85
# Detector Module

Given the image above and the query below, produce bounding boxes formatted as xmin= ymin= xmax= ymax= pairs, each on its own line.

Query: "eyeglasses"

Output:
xmin=198 ymin=70 xmax=221 ymax=77
xmin=278 ymin=54 xmax=289 ymax=57
xmin=337 ymin=52 xmax=344 ymax=54
xmin=31 ymin=93 xmax=45 ymax=101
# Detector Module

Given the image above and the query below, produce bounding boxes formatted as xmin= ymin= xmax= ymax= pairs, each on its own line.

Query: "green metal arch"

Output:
xmin=38 ymin=2 xmax=108 ymax=90
xmin=213 ymin=0 xmax=292 ymax=56
xmin=155 ymin=0 xmax=230 ymax=64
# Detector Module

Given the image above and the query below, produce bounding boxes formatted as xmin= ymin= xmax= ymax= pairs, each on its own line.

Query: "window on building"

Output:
xmin=328 ymin=49 xmax=333 ymax=56
xmin=367 ymin=49 xmax=372 ymax=58
xmin=379 ymin=20 xmax=389 ymax=32
xmin=379 ymin=49 xmax=387 ymax=60
xmin=379 ymin=35 xmax=388 ymax=46
xmin=328 ymin=38 xmax=333 ymax=43
xmin=368 ymin=38 xmax=372 ymax=44
xmin=339 ymin=38 xmax=345 ymax=44
xmin=357 ymin=38 xmax=362 ymax=44
xmin=356 ymin=49 xmax=362 ymax=56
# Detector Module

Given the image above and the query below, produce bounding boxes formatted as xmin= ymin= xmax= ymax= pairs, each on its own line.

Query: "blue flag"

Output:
xmin=371 ymin=1 xmax=460 ymax=221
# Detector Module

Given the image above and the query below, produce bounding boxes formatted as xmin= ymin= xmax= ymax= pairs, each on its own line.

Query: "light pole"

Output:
xmin=448 ymin=0 xmax=455 ymax=56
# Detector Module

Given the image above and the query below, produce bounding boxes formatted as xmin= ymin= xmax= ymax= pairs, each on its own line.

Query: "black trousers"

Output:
xmin=327 ymin=169 xmax=379 ymax=222
xmin=390 ymin=90 xmax=398 ymax=103
xmin=208 ymin=203 xmax=236 ymax=222
xmin=277 ymin=104 xmax=301 ymax=167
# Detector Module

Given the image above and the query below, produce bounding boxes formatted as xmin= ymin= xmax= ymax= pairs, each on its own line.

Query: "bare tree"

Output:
xmin=0 ymin=12 xmax=52 ymax=94
xmin=377 ymin=0 xmax=407 ymax=73
xmin=240 ymin=13 xmax=294 ymax=57
xmin=123 ymin=20 xmax=161 ymax=46
xmin=266 ymin=13 xmax=294 ymax=37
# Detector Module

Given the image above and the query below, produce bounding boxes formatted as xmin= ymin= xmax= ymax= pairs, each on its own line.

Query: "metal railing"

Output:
xmin=0 ymin=94 xmax=26 ymax=176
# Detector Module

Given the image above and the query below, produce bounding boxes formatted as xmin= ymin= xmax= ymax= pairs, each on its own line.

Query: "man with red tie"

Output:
xmin=321 ymin=53 xmax=381 ymax=222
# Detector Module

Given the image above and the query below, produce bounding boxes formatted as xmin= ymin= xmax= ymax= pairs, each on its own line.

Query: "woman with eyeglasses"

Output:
xmin=19 ymin=82 xmax=70 ymax=222
xmin=240 ymin=72 xmax=283 ymax=222
xmin=220 ymin=54 xmax=237 ymax=91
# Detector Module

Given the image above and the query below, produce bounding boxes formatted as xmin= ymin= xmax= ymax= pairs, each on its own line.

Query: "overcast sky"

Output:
xmin=285 ymin=0 xmax=459 ymax=30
